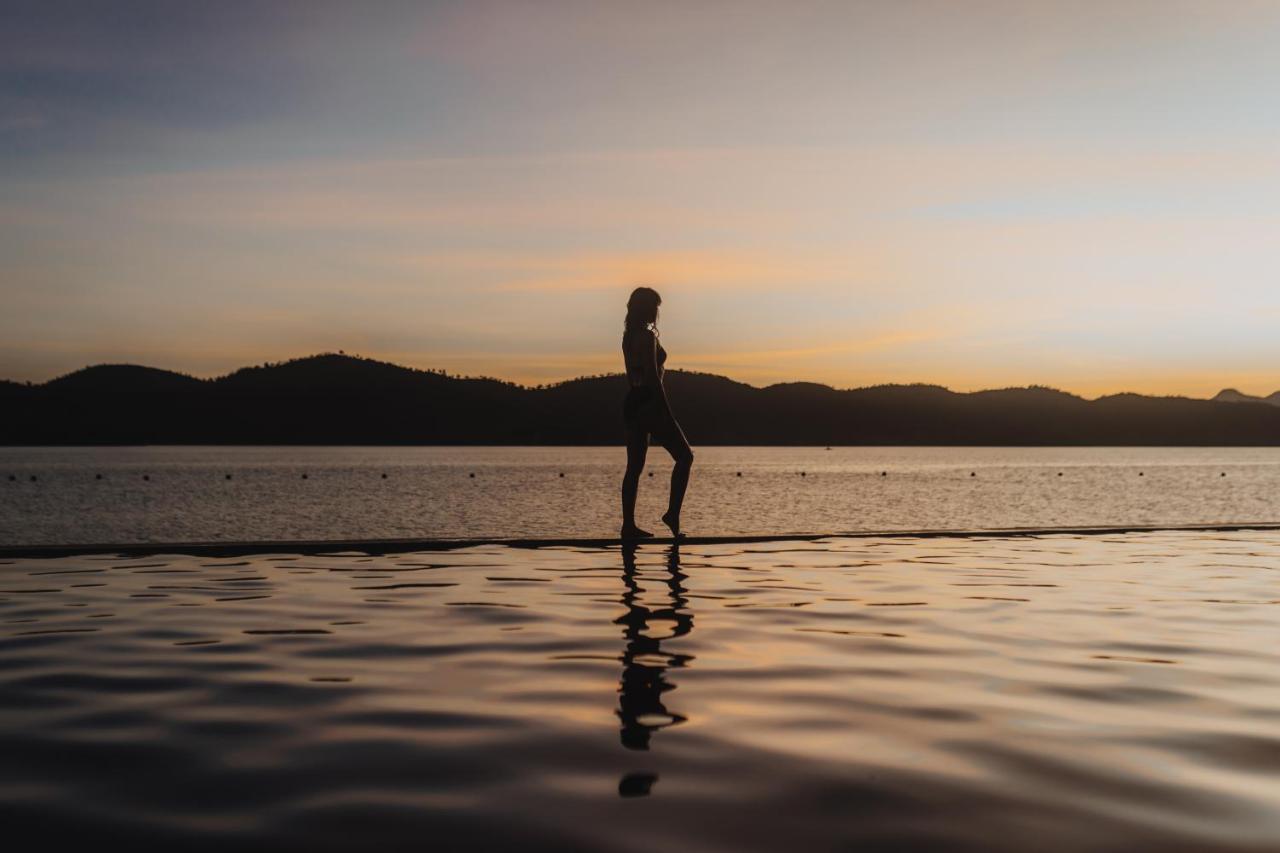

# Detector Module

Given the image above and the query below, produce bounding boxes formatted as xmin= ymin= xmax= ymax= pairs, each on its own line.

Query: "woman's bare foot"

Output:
xmin=620 ymin=525 xmax=654 ymax=540
xmin=661 ymin=512 xmax=685 ymax=539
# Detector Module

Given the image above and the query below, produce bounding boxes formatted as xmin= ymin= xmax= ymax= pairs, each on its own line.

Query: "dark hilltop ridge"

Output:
xmin=3 ymin=353 xmax=1280 ymax=446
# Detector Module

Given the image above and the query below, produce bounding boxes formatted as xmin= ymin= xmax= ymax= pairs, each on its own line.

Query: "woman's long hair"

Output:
xmin=625 ymin=287 xmax=661 ymax=333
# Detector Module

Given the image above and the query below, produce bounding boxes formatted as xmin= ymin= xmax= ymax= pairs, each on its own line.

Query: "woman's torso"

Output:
xmin=623 ymin=328 xmax=666 ymax=387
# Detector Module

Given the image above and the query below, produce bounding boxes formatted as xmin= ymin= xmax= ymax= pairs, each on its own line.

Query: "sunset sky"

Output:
xmin=4 ymin=1 xmax=1280 ymax=397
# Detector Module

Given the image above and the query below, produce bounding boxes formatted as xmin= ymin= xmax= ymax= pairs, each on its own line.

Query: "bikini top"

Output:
xmin=624 ymin=329 xmax=666 ymax=387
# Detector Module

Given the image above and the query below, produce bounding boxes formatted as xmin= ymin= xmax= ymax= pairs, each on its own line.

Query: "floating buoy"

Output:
xmin=1057 ymin=472 xmax=1063 ymax=477
xmin=142 ymin=475 xmax=149 ymax=481
xmin=30 ymin=475 xmax=37 ymax=482
xmin=1221 ymin=472 xmax=1226 ymax=477
xmin=469 ymin=472 xmax=475 ymax=478
xmin=648 ymin=472 xmax=654 ymax=477
xmin=225 ymin=474 xmax=232 ymax=480
xmin=6 ymin=475 xmax=13 ymax=481
xmin=970 ymin=472 xmax=976 ymax=477
xmin=95 ymin=473 xmax=103 ymax=480
xmin=301 ymin=473 xmax=308 ymax=479
xmin=736 ymin=471 xmax=742 ymax=477
xmin=801 ymin=471 xmax=806 ymax=477
xmin=881 ymin=471 xmax=887 ymax=477
xmin=381 ymin=473 xmax=388 ymax=479
xmin=1138 ymin=472 xmax=1144 ymax=477
xmin=558 ymin=472 xmax=565 ymax=478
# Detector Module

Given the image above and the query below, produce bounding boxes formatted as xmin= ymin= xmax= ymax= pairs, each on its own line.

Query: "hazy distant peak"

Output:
xmin=1212 ymin=388 xmax=1280 ymax=406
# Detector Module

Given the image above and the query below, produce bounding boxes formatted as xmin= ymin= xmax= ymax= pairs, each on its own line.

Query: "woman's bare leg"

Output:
xmin=655 ymin=417 xmax=693 ymax=537
xmin=621 ymin=425 xmax=653 ymax=538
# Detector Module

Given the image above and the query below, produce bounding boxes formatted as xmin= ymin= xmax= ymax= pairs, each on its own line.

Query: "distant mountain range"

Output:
xmin=3 ymin=353 xmax=1280 ymax=445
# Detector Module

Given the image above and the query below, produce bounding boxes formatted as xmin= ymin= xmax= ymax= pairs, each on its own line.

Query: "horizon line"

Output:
xmin=4 ymin=350 xmax=1273 ymax=404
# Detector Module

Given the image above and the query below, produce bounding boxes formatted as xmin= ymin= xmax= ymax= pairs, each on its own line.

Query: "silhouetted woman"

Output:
xmin=621 ymin=287 xmax=694 ymax=539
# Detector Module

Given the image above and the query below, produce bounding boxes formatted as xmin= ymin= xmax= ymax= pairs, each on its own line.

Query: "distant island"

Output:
xmin=3 ymin=353 xmax=1280 ymax=446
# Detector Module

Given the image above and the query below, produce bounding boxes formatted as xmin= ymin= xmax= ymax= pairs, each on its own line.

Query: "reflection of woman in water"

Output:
xmin=616 ymin=544 xmax=693 ymax=751
xmin=621 ymin=287 xmax=694 ymax=540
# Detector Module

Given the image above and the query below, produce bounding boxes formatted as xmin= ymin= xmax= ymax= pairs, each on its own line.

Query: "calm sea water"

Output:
xmin=2 ymin=532 xmax=1278 ymax=850
xmin=2 ymin=446 xmax=1280 ymax=545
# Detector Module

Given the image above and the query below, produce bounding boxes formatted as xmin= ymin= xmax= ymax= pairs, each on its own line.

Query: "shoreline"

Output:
xmin=3 ymin=521 xmax=1279 ymax=558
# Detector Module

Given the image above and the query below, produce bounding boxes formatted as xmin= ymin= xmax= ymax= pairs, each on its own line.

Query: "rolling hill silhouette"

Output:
xmin=40 ymin=364 xmax=206 ymax=394
xmin=1212 ymin=388 xmax=1280 ymax=407
xmin=3 ymin=353 xmax=1280 ymax=445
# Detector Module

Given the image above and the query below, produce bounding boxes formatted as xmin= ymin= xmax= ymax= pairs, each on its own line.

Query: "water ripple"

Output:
xmin=2 ymin=531 xmax=1280 ymax=849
